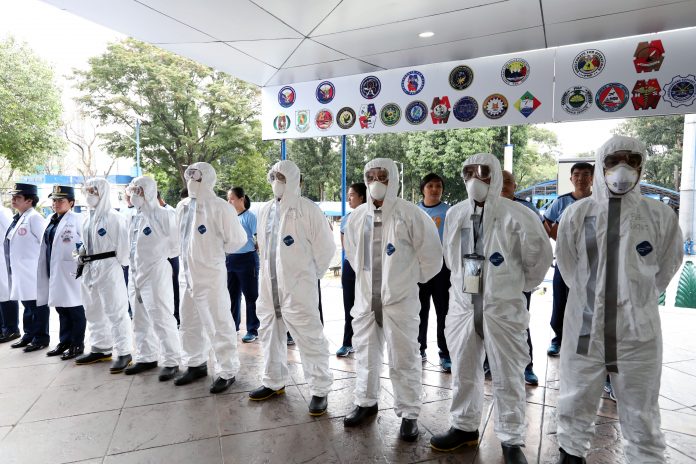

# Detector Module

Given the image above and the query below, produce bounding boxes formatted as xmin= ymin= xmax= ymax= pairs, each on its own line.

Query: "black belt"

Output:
xmin=82 ymin=251 xmax=117 ymax=262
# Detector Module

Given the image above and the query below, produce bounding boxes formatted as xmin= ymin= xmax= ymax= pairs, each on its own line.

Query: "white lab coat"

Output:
xmin=7 ymin=208 xmax=46 ymax=302
xmin=37 ymin=210 xmax=83 ymax=307
xmin=556 ymin=135 xmax=683 ymax=462
xmin=256 ymin=160 xmax=336 ymax=397
xmin=0 ymin=206 xmax=14 ymax=302
xmin=344 ymin=158 xmax=442 ymax=419
xmin=176 ymin=161 xmax=246 ymax=379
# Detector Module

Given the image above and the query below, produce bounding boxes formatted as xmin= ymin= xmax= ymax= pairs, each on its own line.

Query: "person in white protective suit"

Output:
xmin=249 ymin=160 xmax=336 ymax=416
xmin=174 ymin=162 xmax=247 ymax=394
xmin=74 ymin=178 xmax=134 ymax=373
xmin=343 ymin=158 xmax=442 ymax=442
xmin=430 ymin=154 xmax=552 ymax=464
xmin=555 ymin=135 xmax=683 ymax=464
xmin=123 ymin=176 xmax=182 ymax=381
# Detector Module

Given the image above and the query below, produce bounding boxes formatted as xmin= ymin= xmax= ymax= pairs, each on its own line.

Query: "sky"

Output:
xmin=1 ymin=0 xmax=622 ymax=157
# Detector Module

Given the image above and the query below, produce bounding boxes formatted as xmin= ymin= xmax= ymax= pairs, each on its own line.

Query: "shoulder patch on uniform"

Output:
xmin=283 ymin=235 xmax=294 ymax=246
xmin=636 ymin=241 xmax=653 ymax=256
xmin=386 ymin=243 xmax=396 ymax=256
xmin=97 ymin=228 xmax=107 ymax=236
xmin=198 ymin=225 xmax=207 ymax=234
xmin=489 ymin=252 xmax=505 ymax=266
xmin=143 ymin=226 xmax=152 ymax=236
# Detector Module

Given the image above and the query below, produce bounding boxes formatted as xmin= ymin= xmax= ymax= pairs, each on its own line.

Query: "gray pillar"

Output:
xmin=679 ymin=114 xmax=696 ymax=244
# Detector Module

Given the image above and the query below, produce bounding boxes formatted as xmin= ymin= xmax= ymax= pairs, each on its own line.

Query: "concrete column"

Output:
xmin=679 ymin=114 xmax=696 ymax=244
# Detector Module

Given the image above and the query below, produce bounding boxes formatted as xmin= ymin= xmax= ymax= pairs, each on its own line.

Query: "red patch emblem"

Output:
xmin=631 ymin=79 xmax=660 ymax=110
xmin=633 ymin=40 xmax=665 ymax=73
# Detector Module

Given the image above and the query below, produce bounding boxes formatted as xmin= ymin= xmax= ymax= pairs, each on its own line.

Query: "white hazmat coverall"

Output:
xmin=343 ymin=158 xmax=442 ymax=419
xmin=556 ymin=135 xmax=683 ymax=463
xmin=81 ymin=177 xmax=133 ymax=356
xmin=176 ymin=162 xmax=247 ymax=379
xmin=443 ymin=153 xmax=551 ymax=445
xmin=256 ymin=160 xmax=336 ymax=396
xmin=128 ymin=176 xmax=181 ymax=368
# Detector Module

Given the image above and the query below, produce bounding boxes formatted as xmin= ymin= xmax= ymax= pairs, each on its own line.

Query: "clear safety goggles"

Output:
xmin=82 ymin=185 xmax=99 ymax=196
xmin=184 ymin=167 xmax=202 ymax=182
xmin=126 ymin=184 xmax=144 ymax=197
xmin=365 ymin=168 xmax=389 ymax=183
xmin=268 ymin=171 xmax=286 ymax=183
xmin=603 ymin=151 xmax=643 ymax=170
xmin=462 ymin=164 xmax=491 ymax=182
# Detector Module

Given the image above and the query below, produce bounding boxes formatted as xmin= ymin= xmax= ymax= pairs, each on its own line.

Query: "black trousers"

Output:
xmin=226 ymin=252 xmax=260 ymax=334
xmin=0 ymin=300 xmax=19 ymax=334
xmin=340 ymin=259 xmax=356 ymax=347
xmin=20 ymin=300 xmax=50 ymax=345
xmin=550 ymin=265 xmax=569 ymax=345
xmin=168 ymin=256 xmax=180 ymax=325
xmin=56 ymin=305 xmax=87 ymax=346
xmin=418 ymin=263 xmax=451 ymax=358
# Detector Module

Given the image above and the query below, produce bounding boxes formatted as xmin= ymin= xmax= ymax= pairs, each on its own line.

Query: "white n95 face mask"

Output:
xmin=272 ymin=180 xmax=285 ymax=199
xmin=187 ymin=179 xmax=202 ymax=199
xmin=131 ymin=195 xmax=145 ymax=209
xmin=605 ymin=165 xmax=639 ymax=195
xmin=369 ymin=181 xmax=387 ymax=201
xmin=465 ymin=178 xmax=489 ymax=203
xmin=86 ymin=194 xmax=100 ymax=208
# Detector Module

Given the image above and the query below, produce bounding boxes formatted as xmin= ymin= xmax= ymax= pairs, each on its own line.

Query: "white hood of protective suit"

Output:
xmin=592 ymin=134 xmax=645 ymax=202
xmin=130 ymin=175 xmax=159 ymax=212
xmin=268 ymin=160 xmax=301 ymax=207
xmin=363 ymin=158 xmax=400 ymax=218
xmin=462 ymin=153 xmax=504 ymax=218
xmin=187 ymin=161 xmax=218 ymax=200
xmin=85 ymin=177 xmax=113 ymax=225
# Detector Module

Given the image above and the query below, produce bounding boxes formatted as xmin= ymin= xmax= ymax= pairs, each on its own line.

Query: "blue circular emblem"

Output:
xmin=316 ymin=81 xmax=335 ymax=104
xmin=452 ymin=96 xmax=478 ymax=122
xmin=278 ymin=86 xmax=295 ymax=108
xmin=405 ymin=101 xmax=428 ymax=125
xmin=401 ymin=71 xmax=425 ymax=95
xmin=360 ymin=76 xmax=381 ymax=99
xmin=663 ymin=75 xmax=696 ymax=108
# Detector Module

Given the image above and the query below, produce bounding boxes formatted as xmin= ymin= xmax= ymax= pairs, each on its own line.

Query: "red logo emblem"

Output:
xmin=631 ymin=79 xmax=660 ymax=110
xmin=633 ymin=40 xmax=665 ymax=73
xmin=430 ymin=97 xmax=451 ymax=124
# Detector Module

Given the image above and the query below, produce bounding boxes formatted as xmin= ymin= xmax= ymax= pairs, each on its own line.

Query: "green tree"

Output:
xmin=0 ymin=37 xmax=63 ymax=175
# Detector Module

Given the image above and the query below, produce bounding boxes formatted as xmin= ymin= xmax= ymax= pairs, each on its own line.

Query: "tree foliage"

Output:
xmin=0 ymin=37 xmax=63 ymax=173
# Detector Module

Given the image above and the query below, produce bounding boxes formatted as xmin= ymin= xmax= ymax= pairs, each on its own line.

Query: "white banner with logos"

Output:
xmin=261 ymin=28 xmax=696 ymax=140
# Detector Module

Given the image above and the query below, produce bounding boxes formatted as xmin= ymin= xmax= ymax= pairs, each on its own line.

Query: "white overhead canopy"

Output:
xmin=42 ymin=0 xmax=696 ymax=87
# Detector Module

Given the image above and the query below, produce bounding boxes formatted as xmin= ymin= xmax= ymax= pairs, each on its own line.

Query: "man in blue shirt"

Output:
xmin=543 ymin=162 xmax=594 ymax=357
xmin=417 ymin=173 xmax=451 ymax=372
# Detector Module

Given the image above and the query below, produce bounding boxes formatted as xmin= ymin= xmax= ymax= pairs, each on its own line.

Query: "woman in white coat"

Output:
xmin=37 ymin=186 xmax=87 ymax=360
xmin=0 ymin=204 xmax=20 ymax=343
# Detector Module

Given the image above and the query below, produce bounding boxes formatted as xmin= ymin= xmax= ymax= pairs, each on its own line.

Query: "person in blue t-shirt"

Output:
xmin=543 ymin=162 xmax=593 ymax=358
xmin=226 ymin=187 xmax=260 ymax=343
xmin=417 ymin=173 xmax=452 ymax=372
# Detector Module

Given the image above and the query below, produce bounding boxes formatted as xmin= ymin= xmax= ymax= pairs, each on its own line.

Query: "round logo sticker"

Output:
xmin=273 ymin=114 xmax=291 ymax=133
xmin=278 ymin=86 xmax=296 ymax=108
xmin=315 ymin=109 xmax=333 ymax=130
xmin=452 ymin=96 xmax=478 ymax=122
xmin=316 ymin=81 xmax=335 ymax=104
xmin=336 ymin=107 xmax=356 ymax=129
xmin=572 ymin=49 xmax=606 ymax=78
xmin=482 ymin=94 xmax=508 ymax=119
xmin=401 ymin=71 xmax=425 ymax=95
xmin=405 ymin=101 xmax=428 ymax=125
xmin=449 ymin=65 xmax=474 ymax=90
xmin=662 ymin=75 xmax=696 ymax=108
xmin=380 ymin=103 xmax=401 ymax=126
xmin=561 ymin=86 xmax=593 ymax=114
xmin=501 ymin=58 xmax=529 ymax=86
xmin=17 ymin=227 xmax=27 ymax=236
xmin=595 ymin=83 xmax=629 ymax=112
xmin=360 ymin=76 xmax=381 ymax=99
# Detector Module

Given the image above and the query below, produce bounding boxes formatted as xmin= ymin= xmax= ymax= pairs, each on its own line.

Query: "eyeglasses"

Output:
xmin=603 ymin=151 xmax=643 ymax=169
xmin=462 ymin=164 xmax=491 ymax=181
xmin=126 ymin=184 xmax=144 ymax=197
xmin=365 ymin=168 xmax=389 ymax=183
xmin=184 ymin=168 xmax=202 ymax=182
xmin=82 ymin=186 xmax=99 ymax=196
xmin=268 ymin=172 xmax=286 ymax=183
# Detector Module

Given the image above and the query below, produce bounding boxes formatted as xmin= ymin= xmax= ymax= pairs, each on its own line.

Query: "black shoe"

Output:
xmin=502 ymin=444 xmax=528 ymax=464
xmin=61 ymin=345 xmax=84 ymax=360
xmin=558 ymin=448 xmax=586 ymax=464
xmin=308 ymin=395 xmax=328 ymax=416
xmin=159 ymin=366 xmax=179 ymax=382
xmin=110 ymin=354 xmax=133 ymax=374
xmin=124 ymin=361 xmax=158 ymax=375
xmin=399 ymin=418 xmax=419 ymax=442
xmin=11 ymin=338 xmax=30 ymax=349
xmin=210 ymin=376 xmax=235 ymax=394
xmin=75 ymin=351 xmax=111 ymax=365
xmin=343 ymin=404 xmax=379 ymax=427
xmin=0 ymin=332 xmax=21 ymax=343
xmin=46 ymin=342 xmax=71 ymax=357
xmin=23 ymin=343 xmax=48 ymax=352
xmin=249 ymin=385 xmax=285 ymax=400
xmin=174 ymin=364 xmax=208 ymax=386
xmin=430 ymin=427 xmax=479 ymax=452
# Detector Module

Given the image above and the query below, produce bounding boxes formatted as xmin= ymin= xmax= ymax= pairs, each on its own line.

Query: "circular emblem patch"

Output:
xmin=295 ymin=110 xmax=310 ymax=133
xmin=405 ymin=101 xmax=428 ymax=125
xmin=273 ymin=113 xmax=291 ymax=133
xmin=501 ymin=58 xmax=529 ymax=86
xmin=595 ymin=83 xmax=629 ymax=112
xmin=452 ymin=96 xmax=478 ymax=122
xmin=380 ymin=103 xmax=401 ymax=126
xmin=315 ymin=109 xmax=333 ymax=130
xmin=662 ymin=75 xmax=696 ymax=108
xmin=561 ymin=86 xmax=593 ymax=114
xmin=360 ymin=76 xmax=381 ymax=99
xmin=17 ymin=227 xmax=27 ymax=236
xmin=449 ymin=65 xmax=474 ymax=90
xmin=337 ymin=107 xmax=356 ymax=129
xmin=278 ymin=86 xmax=296 ymax=108
xmin=572 ymin=49 xmax=605 ymax=78
xmin=482 ymin=94 xmax=508 ymax=119
xmin=401 ymin=71 xmax=425 ymax=95
xmin=316 ymin=81 xmax=335 ymax=104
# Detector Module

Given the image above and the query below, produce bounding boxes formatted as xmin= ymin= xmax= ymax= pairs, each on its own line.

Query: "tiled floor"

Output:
xmin=1 ymin=275 xmax=695 ymax=463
